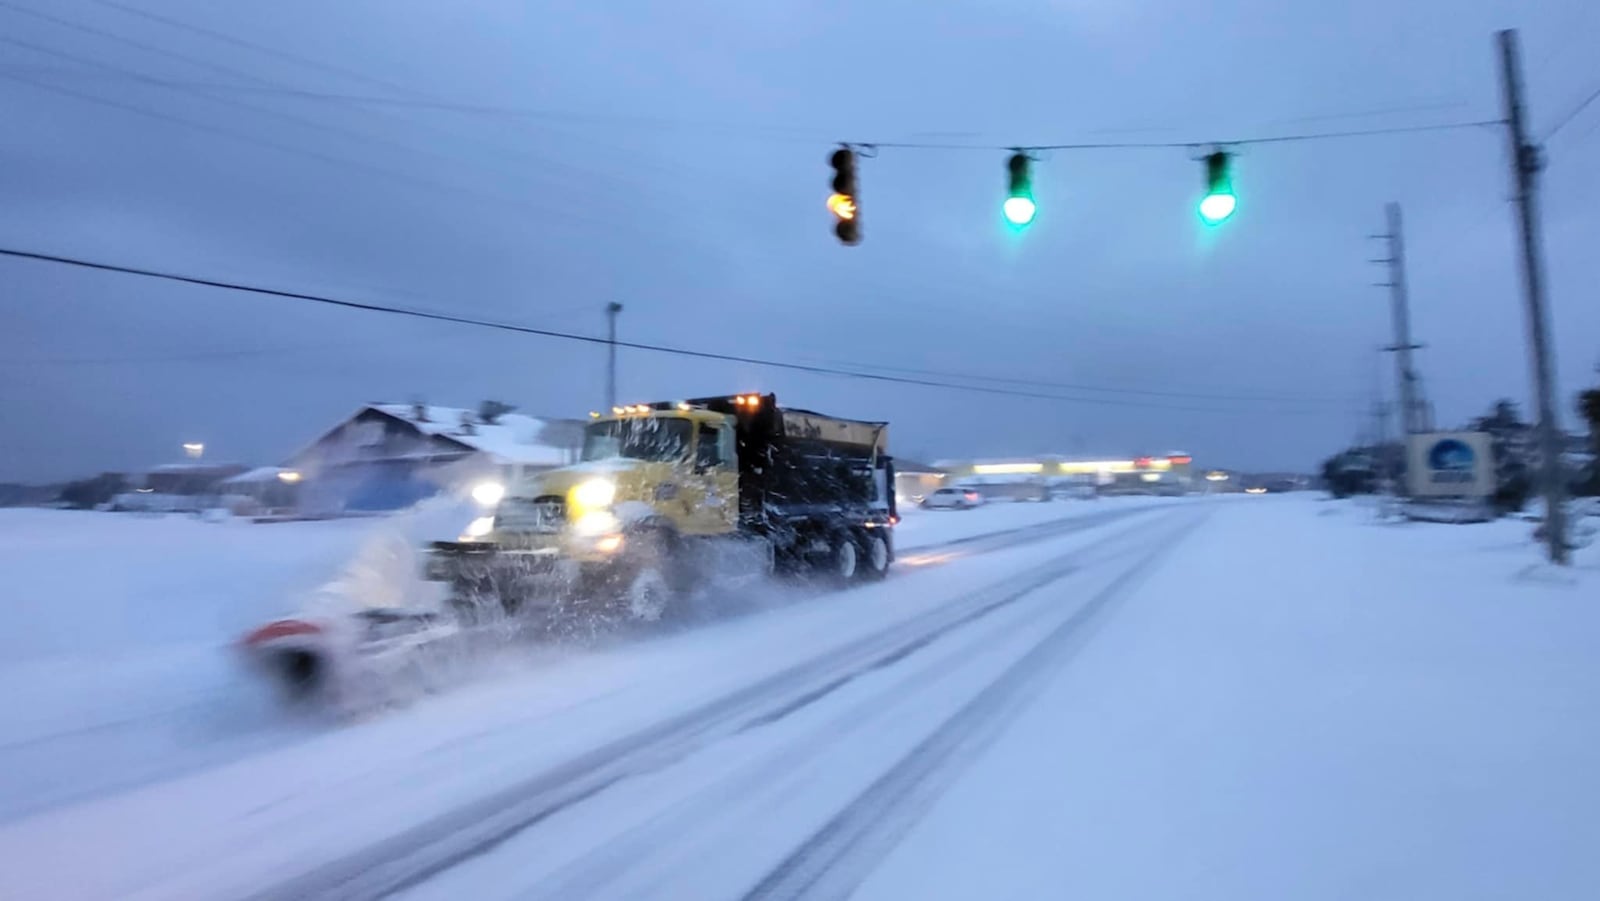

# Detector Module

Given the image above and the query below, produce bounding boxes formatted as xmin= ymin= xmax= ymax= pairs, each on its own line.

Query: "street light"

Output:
xmin=183 ymin=442 xmax=205 ymax=459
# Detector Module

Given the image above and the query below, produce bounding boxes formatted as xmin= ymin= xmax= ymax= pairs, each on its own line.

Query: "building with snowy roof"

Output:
xmin=280 ymin=401 xmax=583 ymax=515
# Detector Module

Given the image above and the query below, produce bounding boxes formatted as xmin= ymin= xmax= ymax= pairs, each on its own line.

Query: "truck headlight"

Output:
xmin=471 ymin=481 xmax=506 ymax=507
xmin=460 ymin=516 xmax=495 ymax=541
xmin=572 ymin=510 xmax=620 ymax=536
xmin=572 ymin=478 xmax=615 ymax=510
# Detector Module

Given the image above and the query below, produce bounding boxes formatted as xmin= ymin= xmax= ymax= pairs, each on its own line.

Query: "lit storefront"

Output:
xmin=939 ymin=454 xmax=1196 ymax=495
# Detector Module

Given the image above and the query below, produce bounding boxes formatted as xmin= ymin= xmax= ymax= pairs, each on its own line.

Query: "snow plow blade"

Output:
xmin=238 ymin=609 xmax=458 ymax=708
xmin=239 ymin=618 xmax=342 ymax=704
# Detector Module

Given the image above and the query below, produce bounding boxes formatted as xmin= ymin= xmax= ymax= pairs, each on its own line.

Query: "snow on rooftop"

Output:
xmin=220 ymin=466 xmax=289 ymax=485
xmin=370 ymin=404 xmax=572 ymax=467
xmin=148 ymin=462 xmax=245 ymax=473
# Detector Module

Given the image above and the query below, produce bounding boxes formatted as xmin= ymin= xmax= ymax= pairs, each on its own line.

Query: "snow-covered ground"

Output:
xmin=0 ymin=496 xmax=1135 ymax=820
xmin=2 ymin=495 xmax=1596 ymax=900
xmin=857 ymin=497 xmax=1600 ymax=901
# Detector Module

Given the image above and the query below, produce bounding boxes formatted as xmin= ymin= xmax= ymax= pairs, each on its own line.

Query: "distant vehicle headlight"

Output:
xmin=471 ymin=481 xmax=506 ymax=507
xmin=573 ymin=478 xmax=616 ymax=509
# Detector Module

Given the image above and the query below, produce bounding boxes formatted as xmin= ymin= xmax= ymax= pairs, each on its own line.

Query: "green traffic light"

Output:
xmin=1198 ymin=191 xmax=1236 ymax=224
xmin=1003 ymin=195 xmax=1037 ymax=226
xmin=1198 ymin=150 xmax=1236 ymax=225
xmin=1003 ymin=152 xmax=1036 ymax=229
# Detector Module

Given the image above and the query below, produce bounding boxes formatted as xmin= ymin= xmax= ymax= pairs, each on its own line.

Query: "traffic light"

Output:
xmin=828 ymin=146 xmax=860 ymax=245
xmin=1198 ymin=150 xmax=1236 ymax=224
xmin=1004 ymin=152 xmax=1036 ymax=227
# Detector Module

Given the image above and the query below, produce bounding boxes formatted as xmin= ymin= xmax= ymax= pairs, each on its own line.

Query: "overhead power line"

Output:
xmin=810 ymin=358 xmax=1352 ymax=406
xmin=71 ymin=1 xmax=1507 ymax=150
xmin=0 ymin=64 xmax=843 ymax=140
xmin=858 ymin=119 xmax=1503 ymax=152
xmin=0 ymin=4 xmax=715 ymax=202
xmin=0 ymin=346 xmax=324 ymax=367
xmin=1542 ymin=79 xmax=1600 ymax=141
xmin=0 ymin=37 xmax=506 ymax=179
xmin=88 ymin=0 xmax=425 ymax=97
xmin=0 ymin=6 xmax=636 ymax=194
xmin=0 ymin=1 xmax=785 ymax=259
xmin=0 ymin=55 xmax=1504 ymax=151
xmin=0 ymin=245 xmax=1340 ymax=415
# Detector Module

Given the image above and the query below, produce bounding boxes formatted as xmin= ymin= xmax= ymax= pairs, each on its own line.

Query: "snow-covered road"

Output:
xmin=3 ymin=496 xmax=1598 ymax=900
xmin=0 ymin=498 xmax=1160 ymax=820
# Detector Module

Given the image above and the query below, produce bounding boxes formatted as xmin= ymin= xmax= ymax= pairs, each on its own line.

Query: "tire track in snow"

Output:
xmin=900 ymin=502 xmax=1177 ymax=559
xmin=509 ymin=541 xmax=1164 ymax=901
xmin=742 ymin=510 xmax=1207 ymax=901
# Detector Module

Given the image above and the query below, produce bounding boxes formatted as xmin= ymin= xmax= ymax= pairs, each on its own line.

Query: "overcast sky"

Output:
xmin=1 ymin=0 xmax=1596 ymax=482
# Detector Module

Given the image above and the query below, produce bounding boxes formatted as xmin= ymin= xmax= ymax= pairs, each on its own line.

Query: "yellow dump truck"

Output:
xmin=426 ymin=393 xmax=897 ymax=620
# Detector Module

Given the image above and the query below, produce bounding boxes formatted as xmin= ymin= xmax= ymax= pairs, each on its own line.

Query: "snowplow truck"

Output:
xmin=425 ymin=393 xmax=897 ymax=620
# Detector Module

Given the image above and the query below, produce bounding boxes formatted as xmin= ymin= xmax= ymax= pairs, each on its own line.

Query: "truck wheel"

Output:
xmin=858 ymin=530 xmax=890 ymax=581
xmin=625 ymin=567 xmax=672 ymax=622
xmin=828 ymin=535 xmax=858 ymax=583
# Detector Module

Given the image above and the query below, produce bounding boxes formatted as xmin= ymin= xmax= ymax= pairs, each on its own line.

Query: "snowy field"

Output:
xmin=1 ymin=495 xmax=1597 ymax=899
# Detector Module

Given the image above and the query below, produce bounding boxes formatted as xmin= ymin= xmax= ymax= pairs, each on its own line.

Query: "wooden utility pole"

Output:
xmin=1497 ymin=28 xmax=1569 ymax=564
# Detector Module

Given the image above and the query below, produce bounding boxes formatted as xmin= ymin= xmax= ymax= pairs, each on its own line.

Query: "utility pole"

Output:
xmin=1372 ymin=397 xmax=1397 ymax=518
xmin=1497 ymin=28 xmax=1569 ymax=565
xmin=605 ymin=301 xmax=623 ymax=411
xmin=1368 ymin=203 xmax=1426 ymax=440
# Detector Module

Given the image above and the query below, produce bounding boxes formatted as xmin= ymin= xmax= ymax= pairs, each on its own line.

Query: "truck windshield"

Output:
xmin=582 ymin=418 xmax=692 ymax=462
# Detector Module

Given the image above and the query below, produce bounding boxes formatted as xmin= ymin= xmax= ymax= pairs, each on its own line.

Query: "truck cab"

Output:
xmin=498 ymin=405 xmax=742 ymax=561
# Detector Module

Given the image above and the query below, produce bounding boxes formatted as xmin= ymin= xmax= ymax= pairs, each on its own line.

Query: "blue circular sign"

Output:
xmin=1428 ymin=438 xmax=1476 ymax=472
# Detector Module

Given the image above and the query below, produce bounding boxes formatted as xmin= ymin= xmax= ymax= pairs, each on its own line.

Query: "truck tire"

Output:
xmin=625 ymin=566 xmax=672 ymax=622
xmin=858 ymin=529 xmax=890 ymax=581
xmin=827 ymin=533 xmax=858 ymax=583
xmin=623 ymin=528 xmax=688 ymax=621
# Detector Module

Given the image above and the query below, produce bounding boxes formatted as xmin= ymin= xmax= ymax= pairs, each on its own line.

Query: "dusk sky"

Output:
xmin=2 ymin=0 xmax=1596 ymax=482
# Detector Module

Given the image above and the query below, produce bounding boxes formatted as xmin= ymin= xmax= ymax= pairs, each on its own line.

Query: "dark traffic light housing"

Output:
xmin=828 ymin=146 xmax=860 ymax=245
xmin=1199 ymin=150 xmax=1237 ymax=224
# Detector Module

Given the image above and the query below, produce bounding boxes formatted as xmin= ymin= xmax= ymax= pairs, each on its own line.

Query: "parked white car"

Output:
xmin=921 ymin=487 xmax=982 ymax=509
